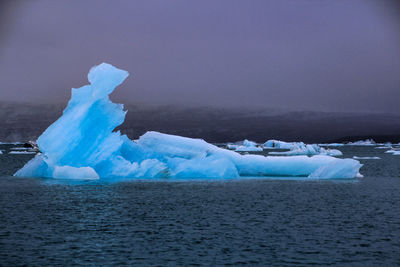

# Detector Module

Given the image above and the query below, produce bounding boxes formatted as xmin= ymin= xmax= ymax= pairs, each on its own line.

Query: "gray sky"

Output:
xmin=0 ymin=0 xmax=399 ymax=113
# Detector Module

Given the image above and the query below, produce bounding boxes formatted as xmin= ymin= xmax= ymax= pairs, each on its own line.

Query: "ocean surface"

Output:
xmin=0 ymin=144 xmax=399 ymax=266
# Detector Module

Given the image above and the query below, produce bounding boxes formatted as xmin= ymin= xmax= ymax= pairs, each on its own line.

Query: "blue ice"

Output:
xmin=15 ymin=63 xmax=362 ymax=181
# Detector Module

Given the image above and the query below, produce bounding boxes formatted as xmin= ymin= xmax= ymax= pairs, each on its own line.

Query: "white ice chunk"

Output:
xmin=53 ymin=165 xmax=99 ymax=180
xmin=226 ymin=140 xmax=263 ymax=152
xmin=226 ymin=143 xmax=239 ymax=150
xmin=309 ymin=159 xmax=362 ymax=179
xmin=234 ymin=140 xmax=263 ymax=152
xmin=346 ymin=139 xmax=376 ymax=146
xmin=318 ymin=143 xmax=345 ymax=147
xmin=385 ymin=149 xmax=400 ymax=155
xmin=353 ymin=156 xmax=381 ymax=160
xmin=269 ymin=144 xmax=342 ymax=157
xmin=264 ymin=140 xmax=304 ymax=149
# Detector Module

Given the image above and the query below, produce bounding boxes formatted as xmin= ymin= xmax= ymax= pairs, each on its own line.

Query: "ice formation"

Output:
xmin=347 ymin=139 xmax=376 ymax=146
xmin=14 ymin=63 xmax=362 ymax=180
xmin=269 ymin=144 xmax=342 ymax=157
xmin=227 ymin=140 xmax=263 ymax=152
xmin=353 ymin=156 xmax=381 ymax=160
xmin=375 ymin=146 xmax=392 ymax=149
xmin=318 ymin=143 xmax=345 ymax=147
xmin=385 ymin=149 xmax=400 ymax=155
xmin=308 ymin=159 xmax=363 ymax=179
xmin=263 ymin=140 xmax=304 ymax=149
xmin=264 ymin=140 xmax=342 ymax=157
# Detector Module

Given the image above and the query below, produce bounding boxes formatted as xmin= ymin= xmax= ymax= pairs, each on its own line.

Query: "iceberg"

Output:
xmin=385 ymin=149 xmax=400 ymax=155
xmin=226 ymin=143 xmax=239 ymax=150
xmin=318 ymin=143 xmax=345 ymax=147
xmin=14 ymin=63 xmax=362 ymax=180
xmin=347 ymin=139 xmax=376 ymax=146
xmin=263 ymin=140 xmax=304 ymax=149
xmin=268 ymin=143 xmax=342 ymax=157
xmin=353 ymin=156 xmax=381 ymax=160
xmin=375 ymin=146 xmax=392 ymax=149
xmin=227 ymin=140 xmax=263 ymax=152
xmin=308 ymin=159 xmax=363 ymax=179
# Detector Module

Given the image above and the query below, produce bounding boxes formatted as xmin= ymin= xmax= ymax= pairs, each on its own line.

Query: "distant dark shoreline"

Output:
xmin=1 ymin=102 xmax=399 ymax=144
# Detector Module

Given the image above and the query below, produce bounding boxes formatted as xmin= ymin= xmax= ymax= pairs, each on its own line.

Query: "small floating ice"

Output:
xmin=269 ymin=144 xmax=342 ymax=157
xmin=264 ymin=140 xmax=342 ymax=156
xmin=353 ymin=156 xmax=381 ymax=160
xmin=318 ymin=143 xmax=345 ymax=147
xmin=232 ymin=140 xmax=263 ymax=152
xmin=346 ymin=139 xmax=376 ymax=146
xmin=385 ymin=149 xmax=400 ymax=155
xmin=263 ymin=140 xmax=304 ymax=149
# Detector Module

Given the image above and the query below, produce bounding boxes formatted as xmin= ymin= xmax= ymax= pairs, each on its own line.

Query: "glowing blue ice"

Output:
xmin=15 ymin=63 xmax=362 ymax=180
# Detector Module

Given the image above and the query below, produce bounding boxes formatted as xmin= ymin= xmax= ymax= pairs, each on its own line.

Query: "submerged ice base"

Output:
xmin=15 ymin=63 xmax=362 ymax=180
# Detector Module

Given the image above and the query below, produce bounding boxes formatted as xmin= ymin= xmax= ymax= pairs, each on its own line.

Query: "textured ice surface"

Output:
xmin=53 ymin=165 xmax=99 ymax=180
xmin=308 ymin=159 xmax=363 ymax=179
xmin=14 ymin=63 xmax=362 ymax=180
xmin=263 ymin=140 xmax=304 ymax=149
xmin=269 ymin=144 xmax=342 ymax=157
xmin=229 ymin=140 xmax=263 ymax=152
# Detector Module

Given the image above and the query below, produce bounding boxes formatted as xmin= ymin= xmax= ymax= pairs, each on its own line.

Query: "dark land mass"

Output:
xmin=1 ymin=102 xmax=400 ymax=144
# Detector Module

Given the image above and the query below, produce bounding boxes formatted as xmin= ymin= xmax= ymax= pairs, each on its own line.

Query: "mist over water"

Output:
xmin=1 ymin=102 xmax=400 ymax=144
xmin=1 ymin=0 xmax=400 ymax=113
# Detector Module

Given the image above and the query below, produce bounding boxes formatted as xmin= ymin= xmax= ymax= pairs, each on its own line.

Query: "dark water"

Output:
xmin=1 ymin=144 xmax=400 ymax=266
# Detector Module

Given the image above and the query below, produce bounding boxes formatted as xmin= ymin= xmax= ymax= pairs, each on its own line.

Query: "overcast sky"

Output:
xmin=0 ymin=0 xmax=399 ymax=113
